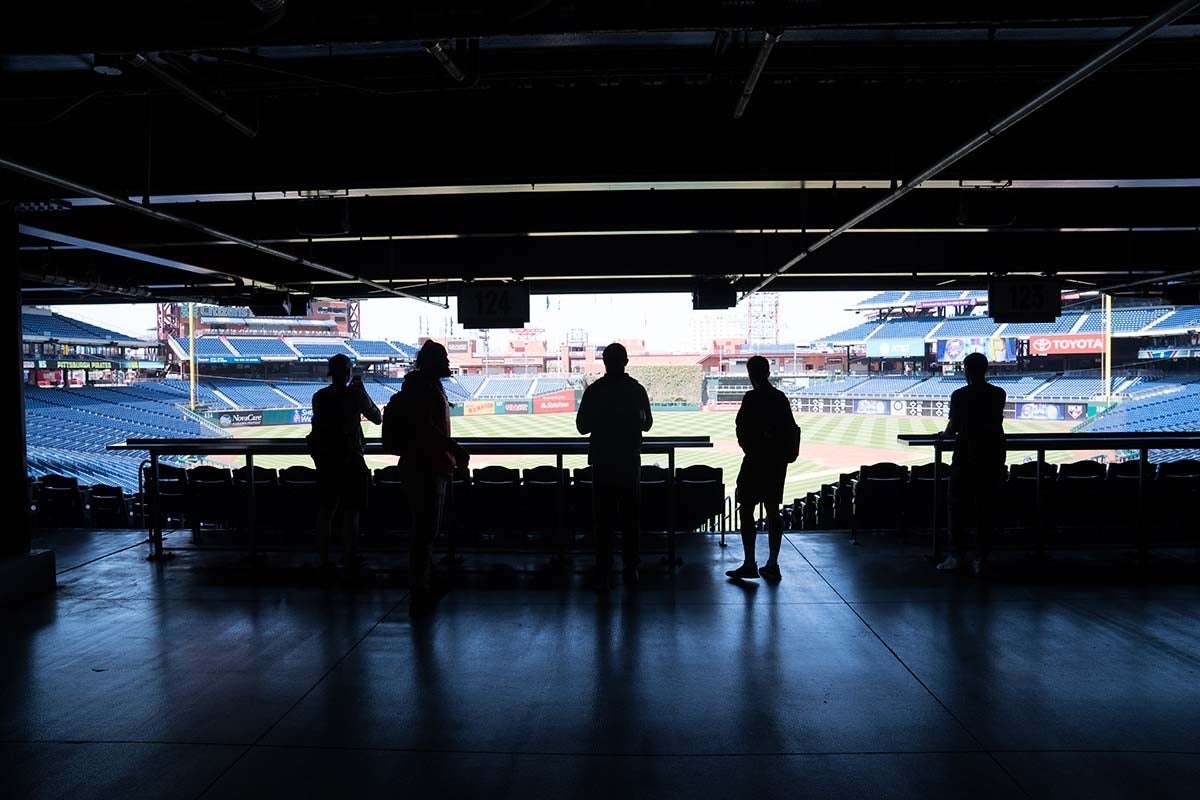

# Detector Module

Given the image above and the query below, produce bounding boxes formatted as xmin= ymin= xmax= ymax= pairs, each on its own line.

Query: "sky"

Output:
xmin=47 ymin=291 xmax=874 ymax=351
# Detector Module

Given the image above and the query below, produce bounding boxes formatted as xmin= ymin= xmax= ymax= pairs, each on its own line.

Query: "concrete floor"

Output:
xmin=2 ymin=529 xmax=1198 ymax=799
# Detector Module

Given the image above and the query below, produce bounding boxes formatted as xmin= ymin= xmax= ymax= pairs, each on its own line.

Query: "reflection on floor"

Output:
xmin=3 ymin=529 xmax=1198 ymax=800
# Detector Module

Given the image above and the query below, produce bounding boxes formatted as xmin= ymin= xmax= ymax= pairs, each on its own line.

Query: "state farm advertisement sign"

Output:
xmin=1027 ymin=333 xmax=1106 ymax=355
xmin=533 ymin=389 xmax=576 ymax=414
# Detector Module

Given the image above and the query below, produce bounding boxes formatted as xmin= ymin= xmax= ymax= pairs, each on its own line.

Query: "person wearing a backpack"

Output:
xmin=726 ymin=355 xmax=799 ymax=582
xmin=309 ymin=353 xmax=382 ymax=572
xmin=395 ymin=340 xmax=470 ymax=618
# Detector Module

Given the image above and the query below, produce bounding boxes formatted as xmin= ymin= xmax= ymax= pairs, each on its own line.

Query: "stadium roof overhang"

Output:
xmin=4 ymin=2 xmax=1199 ymax=306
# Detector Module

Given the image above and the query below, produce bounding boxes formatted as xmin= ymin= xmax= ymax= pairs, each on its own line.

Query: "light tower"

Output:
xmin=747 ymin=292 xmax=780 ymax=346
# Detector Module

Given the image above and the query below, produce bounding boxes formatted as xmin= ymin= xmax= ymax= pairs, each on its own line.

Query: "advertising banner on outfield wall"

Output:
xmin=464 ymin=400 xmax=495 ymax=417
xmin=853 ymin=399 xmax=892 ymax=415
xmin=1028 ymin=334 xmax=1106 ymax=356
xmin=496 ymin=400 xmax=531 ymax=414
xmin=216 ymin=410 xmax=264 ymax=428
xmin=864 ymin=338 xmax=927 ymax=358
xmin=936 ymin=337 xmax=1018 ymax=363
xmin=1016 ymin=402 xmax=1064 ymax=420
xmin=533 ymin=389 xmax=576 ymax=414
xmin=792 ymin=394 xmax=1017 ymax=419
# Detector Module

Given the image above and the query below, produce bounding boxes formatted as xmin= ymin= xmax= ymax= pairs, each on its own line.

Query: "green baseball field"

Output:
xmin=226 ymin=410 xmax=1081 ymax=502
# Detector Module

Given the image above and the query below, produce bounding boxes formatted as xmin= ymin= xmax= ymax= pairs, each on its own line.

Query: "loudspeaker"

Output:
xmin=693 ymin=280 xmax=737 ymax=310
xmin=296 ymin=199 xmax=350 ymax=237
xmin=247 ymin=292 xmax=293 ymax=317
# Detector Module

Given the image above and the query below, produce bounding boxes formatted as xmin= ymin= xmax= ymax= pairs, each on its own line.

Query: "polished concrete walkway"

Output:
xmin=2 ymin=530 xmax=1198 ymax=799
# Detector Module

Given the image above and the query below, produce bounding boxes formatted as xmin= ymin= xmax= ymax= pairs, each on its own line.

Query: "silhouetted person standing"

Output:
xmin=576 ymin=342 xmax=653 ymax=586
xmin=726 ymin=356 xmax=796 ymax=581
xmin=937 ymin=352 xmax=1006 ymax=577
xmin=398 ymin=340 xmax=469 ymax=618
xmin=309 ymin=353 xmax=382 ymax=571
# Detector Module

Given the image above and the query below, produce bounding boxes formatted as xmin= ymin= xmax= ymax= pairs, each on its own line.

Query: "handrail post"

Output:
xmin=932 ymin=440 xmax=943 ymax=559
xmin=149 ymin=453 xmax=164 ymax=560
xmin=667 ymin=448 xmax=678 ymax=567
xmin=1036 ymin=449 xmax=1046 ymax=558
xmin=246 ymin=453 xmax=257 ymax=563
xmin=1137 ymin=446 xmax=1149 ymax=564
xmin=555 ymin=452 xmax=566 ymax=566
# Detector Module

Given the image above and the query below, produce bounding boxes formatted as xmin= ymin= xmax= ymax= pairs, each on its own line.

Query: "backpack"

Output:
xmin=783 ymin=417 xmax=802 ymax=464
xmin=779 ymin=395 xmax=802 ymax=463
xmin=381 ymin=389 xmax=410 ymax=455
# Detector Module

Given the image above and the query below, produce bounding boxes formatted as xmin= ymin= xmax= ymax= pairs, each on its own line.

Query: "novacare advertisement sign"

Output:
xmin=864 ymin=338 xmax=927 ymax=358
xmin=1027 ymin=333 xmax=1105 ymax=356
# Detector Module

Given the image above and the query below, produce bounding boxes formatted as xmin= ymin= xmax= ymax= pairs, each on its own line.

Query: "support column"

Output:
xmin=5 ymin=205 xmax=30 ymax=557
xmin=1 ymin=200 xmax=54 ymax=603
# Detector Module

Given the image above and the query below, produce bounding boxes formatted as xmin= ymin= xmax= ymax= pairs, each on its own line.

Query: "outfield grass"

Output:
xmin=230 ymin=410 xmax=1078 ymax=502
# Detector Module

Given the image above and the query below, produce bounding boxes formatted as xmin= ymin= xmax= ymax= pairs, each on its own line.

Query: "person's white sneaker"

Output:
xmin=936 ymin=555 xmax=960 ymax=571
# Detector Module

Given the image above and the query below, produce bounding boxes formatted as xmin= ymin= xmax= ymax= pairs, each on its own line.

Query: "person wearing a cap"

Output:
xmin=308 ymin=353 xmax=382 ymax=572
xmin=575 ymin=342 xmax=653 ymax=587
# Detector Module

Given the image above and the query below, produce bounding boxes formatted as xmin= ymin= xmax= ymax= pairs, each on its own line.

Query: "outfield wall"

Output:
xmin=204 ymin=388 xmax=581 ymax=428
xmin=787 ymin=395 xmax=1103 ymax=422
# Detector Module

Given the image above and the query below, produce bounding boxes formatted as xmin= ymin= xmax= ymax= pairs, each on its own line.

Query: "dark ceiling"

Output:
xmin=3 ymin=1 xmax=1198 ymax=307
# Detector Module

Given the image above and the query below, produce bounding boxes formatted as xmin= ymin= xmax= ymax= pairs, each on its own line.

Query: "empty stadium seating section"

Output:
xmin=22 ymin=309 xmax=139 ymax=342
xmin=25 ymin=383 xmax=221 ymax=494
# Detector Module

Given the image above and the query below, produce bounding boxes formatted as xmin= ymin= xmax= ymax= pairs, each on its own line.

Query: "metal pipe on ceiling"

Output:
xmin=125 ymin=53 xmax=259 ymax=139
xmin=18 ymin=223 xmax=289 ymax=291
xmin=733 ymin=30 xmax=782 ymax=120
xmin=739 ymin=0 xmax=1200 ymax=301
xmin=0 ymin=156 xmax=448 ymax=308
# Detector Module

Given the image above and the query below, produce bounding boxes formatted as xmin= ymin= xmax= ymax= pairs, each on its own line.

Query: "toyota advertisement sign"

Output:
xmin=1028 ymin=333 xmax=1106 ymax=356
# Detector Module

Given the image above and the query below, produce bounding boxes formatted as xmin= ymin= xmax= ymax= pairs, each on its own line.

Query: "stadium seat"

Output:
xmin=570 ymin=467 xmax=594 ymax=542
xmin=639 ymin=464 xmax=670 ymax=532
xmin=834 ymin=472 xmax=858 ymax=528
xmin=1154 ymin=459 xmax=1200 ymax=543
xmin=521 ymin=465 xmax=568 ymax=542
xmin=850 ymin=463 xmax=909 ymax=537
xmin=817 ymin=484 xmax=837 ymax=529
xmin=472 ymin=466 xmax=521 ymax=543
xmin=905 ymin=463 xmax=949 ymax=532
xmin=233 ymin=465 xmax=280 ymax=539
xmin=87 ymin=483 xmax=129 ymax=528
xmin=141 ymin=463 xmax=190 ymax=530
xmin=1005 ymin=460 xmax=1058 ymax=529
xmin=368 ymin=465 xmax=412 ymax=539
xmin=802 ymin=492 xmax=819 ymax=529
xmin=1054 ymin=460 xmax=1107 ymax=529
xmin=186 ymin=465 xmax=236 ymax=543
xmin=675 ymin=465 xmax=724 ymax=533
xmin=278 ymin=465 xmax=320 ymax=543
xmin=34 ymin=474 xmax=85 ymax=527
